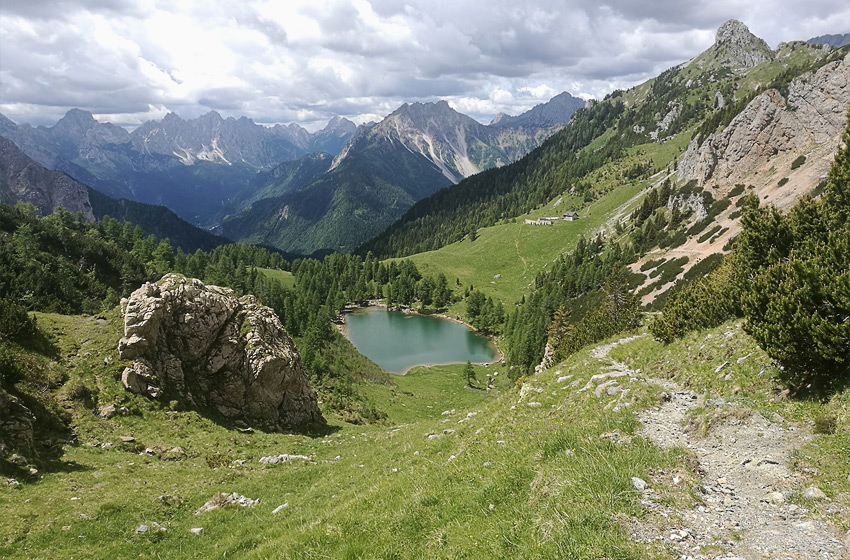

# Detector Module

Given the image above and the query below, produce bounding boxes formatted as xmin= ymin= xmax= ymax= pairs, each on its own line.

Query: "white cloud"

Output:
xmin=0 ymin=0 xmax=847 ymax=129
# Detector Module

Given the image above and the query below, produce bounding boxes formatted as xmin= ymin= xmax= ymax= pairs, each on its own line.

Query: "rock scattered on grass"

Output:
xmin=195 ymin=492 xmax=259 ymax=515
xmin=190 ymin=527 xmax=203 ymax=535
xmin=714 ymin=361 xmax=730 ymax=373
xmin=259 ymin=454 xmax=310 ymax=464
xmin=631 ymin=477 xmax=648 ymax=491
xmin=99 ymin=404 xmax=116 ymax=418
xmin=803 ymin=486 xmax=827 ymax=500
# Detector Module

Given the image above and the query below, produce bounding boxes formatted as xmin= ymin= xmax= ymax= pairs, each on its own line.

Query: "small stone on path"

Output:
xmin=803 ymin=486 xmax=827 ymax=500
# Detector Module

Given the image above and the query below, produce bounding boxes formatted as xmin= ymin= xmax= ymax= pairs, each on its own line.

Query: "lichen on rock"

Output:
xmin=118 ymin=274 xmax=324 ymax=431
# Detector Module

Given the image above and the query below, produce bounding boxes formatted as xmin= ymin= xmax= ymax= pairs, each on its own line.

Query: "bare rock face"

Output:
xmin=712 ymin=20 xmax=774 ymax=69
xmin=0 ymin=390 xmax=37 ymax=460
xmin=679 ymin=53 xmax=850 ymax=187
xmin=118 ymin=274 xmax=324 ymax=431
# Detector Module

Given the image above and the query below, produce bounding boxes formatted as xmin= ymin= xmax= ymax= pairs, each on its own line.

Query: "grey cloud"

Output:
xmin=0 ymin=0 xmax=848 ymax=129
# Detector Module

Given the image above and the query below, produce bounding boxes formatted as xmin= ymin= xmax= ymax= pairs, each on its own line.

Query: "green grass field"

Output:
xmin=404 ymin=133 xmax=691 ymax=317
xmin=256 ymin=268 xmax=296 ymax=289
xmin=1 ymin=312 xmax=691 ymax=560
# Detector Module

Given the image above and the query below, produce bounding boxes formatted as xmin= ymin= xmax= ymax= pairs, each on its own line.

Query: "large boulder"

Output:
xmin=118 ymin=274 xmax=324 ymax=431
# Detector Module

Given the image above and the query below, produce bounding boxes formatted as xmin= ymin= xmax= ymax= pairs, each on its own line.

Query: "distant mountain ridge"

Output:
xmin=219 ymin=93 xmax=585 ymax=253
xmin=0 ymin=110 xmax=360 ymax=223
xmin=0 ymin=136 xmax=227 ymax=252
xmin=1 ymin=90 xmax=586 ymax=252
xmin=807 ymin=33 xmax=850 ymax=48
xmin=490 ymin=92 xmax=586 ymax=128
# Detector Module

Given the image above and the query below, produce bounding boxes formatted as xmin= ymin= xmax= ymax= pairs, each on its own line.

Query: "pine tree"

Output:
xmin=463 ymin=360 xmax=475 ymax=388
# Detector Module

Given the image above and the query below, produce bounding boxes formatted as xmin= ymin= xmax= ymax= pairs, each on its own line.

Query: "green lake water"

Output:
xmin=342 ymin=307 xmax=498 ymax=374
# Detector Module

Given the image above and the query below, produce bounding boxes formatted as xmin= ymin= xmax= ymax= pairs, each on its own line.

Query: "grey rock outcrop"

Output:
xmin=679 ymin=53 xmax=850 ymax=186
xmin=711 ymin=20 xmax=774 ymax=69
xmin=0 ymin=390 xmax=37 ymax=460
xmin=118 ymin=274 xmax=324 ymax=431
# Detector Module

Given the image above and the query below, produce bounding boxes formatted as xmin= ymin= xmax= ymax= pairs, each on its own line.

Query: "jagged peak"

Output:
xmin=198 ymin=110 xmax=223 ymax=122
xmin=162 ymin=112 xmax=184 ymax=124
xmin=55 ymin=108 xmax=96 ymax=126
xmin=319 ymin=116 xmax=356 ymax=134
xmin=715 ymin=19 xmax=753 ymax=45
xmin=709 ymin=19 xmax=773 ymax=69
xmin=490 ymin=112 xmax=509 ymax=125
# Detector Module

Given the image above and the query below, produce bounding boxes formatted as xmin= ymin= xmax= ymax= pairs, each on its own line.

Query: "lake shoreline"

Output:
xmin=335 ymin=302 xmax=504 ymax=375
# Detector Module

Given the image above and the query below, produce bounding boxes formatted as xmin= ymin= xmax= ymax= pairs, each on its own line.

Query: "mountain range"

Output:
xmin=217 ymin=96 xmax=584 ymax=252
xmin=0 ymin=110 xmax=361 ymax=224
xmin=0 ymin=91 xmax=585 ymax=253
xmin=0 ymin=136 xmax=226 ymax=252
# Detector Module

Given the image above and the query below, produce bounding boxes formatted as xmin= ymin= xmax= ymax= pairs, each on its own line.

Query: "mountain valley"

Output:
xmin=1 ymin=14 xmax=849 ymax=560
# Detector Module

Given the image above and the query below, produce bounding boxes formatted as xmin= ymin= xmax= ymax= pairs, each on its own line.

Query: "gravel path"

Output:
xmin=589 ymin=337 xmax=848 ymax=560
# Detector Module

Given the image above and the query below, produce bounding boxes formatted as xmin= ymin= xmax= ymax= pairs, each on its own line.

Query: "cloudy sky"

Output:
xmin=1 ymin=0 xmax=847 ymax=130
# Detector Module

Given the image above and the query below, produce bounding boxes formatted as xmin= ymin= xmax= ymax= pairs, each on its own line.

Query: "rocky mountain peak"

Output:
xmin=52 ymin=108 xmax=97 ymax=135
xmin=161 ymin=112 xmax=185 ymax=125
xmin=489 ymin=91 xmax=585 ymax=129
xmin=489 ymin=112 xmax=509 ymax=125
xmin=320 ymin=116 xmax=357 ymax=135
xmin=711 ymin=19 xmax=773 ymax=69
xmin=198 ymin=110 xmax=224 ymax=123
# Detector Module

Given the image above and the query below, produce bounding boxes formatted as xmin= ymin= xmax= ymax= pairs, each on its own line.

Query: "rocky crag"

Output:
xmin=0 ymin=390 xmax=37 ymax=462
xmin=709 ymin=19 xmax=774 ymax=70
xmin=118 ymin=274 xmax=324 ymax=431
xmin=679 ymin=52 xmax=850 ymax=188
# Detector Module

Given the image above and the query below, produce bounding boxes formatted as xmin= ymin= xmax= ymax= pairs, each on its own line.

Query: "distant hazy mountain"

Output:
xmin=220 ymin=95 xmax=584 ymax=253
xmin=0 ymin=110 xmax=359 ymax=223
xmin=490 ymin=92 xmax=586 ymax=129
xmin=807 ymin=33 xmax=850 ymax=48
xmin=1 ymin=90 xmax=583 ymax=252
xmin=308 ymin=116 xmax=358 ymax=155
xmin=0 ymin=136 xmax=226 ymax=252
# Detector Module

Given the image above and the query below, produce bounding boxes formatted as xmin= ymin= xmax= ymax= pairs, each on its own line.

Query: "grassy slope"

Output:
xmin=404 ymin=133 xmax=691 ymax=317
xmin=1 ymin=311 xmax=689 ymax=560
xmin=256 ymin=268 xmax=296 ymax=290
xmin=3 ymin=313 xmax=848 ymax=558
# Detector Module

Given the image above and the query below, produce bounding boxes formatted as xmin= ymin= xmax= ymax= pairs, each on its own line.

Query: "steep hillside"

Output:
xmin=0 ymin=137 xmax=94 ymax=220
xmin=630 ymin=48 xmax=849 ymax=303
xmin=360 ymin=22 xmax=848 ymax=274
xmin=0 ymin=136 xmax=228 ymax=252
xmin=86 ymin=189 xmax=228 ymax=253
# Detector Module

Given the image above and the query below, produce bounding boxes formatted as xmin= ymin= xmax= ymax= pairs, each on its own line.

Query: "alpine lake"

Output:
xmin=342 ymin=307 xmax=498 ymax=374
